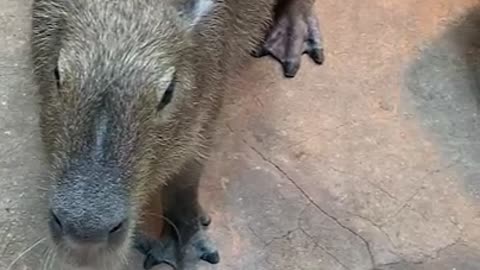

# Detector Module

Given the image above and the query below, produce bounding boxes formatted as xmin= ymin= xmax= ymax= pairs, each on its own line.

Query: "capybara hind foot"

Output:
xmin=252 ymin=2 xmax=324 ymax=78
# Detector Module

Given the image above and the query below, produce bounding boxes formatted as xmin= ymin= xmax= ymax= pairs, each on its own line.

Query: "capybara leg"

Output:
xmin=138 ymin=159 xmax=219 ymax=269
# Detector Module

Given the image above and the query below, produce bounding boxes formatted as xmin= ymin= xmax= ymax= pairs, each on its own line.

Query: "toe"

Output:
xmin=308 ymin=47 xmax=324 ymax=65
xmin=193 ymin=234 xmax=220 ymax=265
xmin=200 ymin=250 xmax=220 ymax=264
xmin=200 ymin=215 xmax=212 ymax=227
xmin=282 ymin=59 xmax=301 ymax=78
xmin=251 ymin=46 xmax=269 ymax=58
xmin=144 ymin=254 xmax=160 ymax=270
xmin=144 ymin=253 xmax=177 ymax=270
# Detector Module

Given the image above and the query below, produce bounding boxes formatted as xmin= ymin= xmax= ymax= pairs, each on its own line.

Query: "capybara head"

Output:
xmin=32 ymin=0 xmax=216 ymax=268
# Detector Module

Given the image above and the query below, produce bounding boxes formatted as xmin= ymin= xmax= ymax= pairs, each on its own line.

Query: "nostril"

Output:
xmin=49 ymin=210 xmax=63 ymax=238
xmin=109 ymin=221 xmax=125 ymax=235
xmin=51 ymin=211 xmax=62 ymax=229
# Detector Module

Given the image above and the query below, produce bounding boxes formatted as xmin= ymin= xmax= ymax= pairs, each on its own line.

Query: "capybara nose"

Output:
xmin=49 ymin=209 xmax=128 ymax=246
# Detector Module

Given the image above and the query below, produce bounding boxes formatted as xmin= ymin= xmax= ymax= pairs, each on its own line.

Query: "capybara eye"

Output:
xmin=109 ymin=221 xmax=125 ymax=234
xmin=157 ymin=76 xmax=176 ymax=111
xmin=54 ymin=66 xmax=61 ymax=89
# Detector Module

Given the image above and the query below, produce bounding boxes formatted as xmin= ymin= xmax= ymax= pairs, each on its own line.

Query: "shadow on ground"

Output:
xmin=380 ymin=5 xmax=480 ymax=270
xmin=405 ymin=6 xmax=480 ymax=201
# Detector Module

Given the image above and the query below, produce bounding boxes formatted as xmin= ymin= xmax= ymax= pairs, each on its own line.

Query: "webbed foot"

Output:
xmin=252 ymin=2 xmax=324 ymax=78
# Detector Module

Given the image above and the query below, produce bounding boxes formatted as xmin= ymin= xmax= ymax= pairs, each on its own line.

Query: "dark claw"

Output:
xmin=143 ymin=245 xmax=178 ymax=270
xmin=308 ymin=48 xmax=324 ymax=65
xmin=143 ymin=255 xmax=177 ymax=270
xmin=200 ymin=250 xmax=220 ymax=264
xmin=193 ymin=236 xmax=220 ymax=265
xmin=200 ymin=215 xmax=212 ymax=227
xmin=143 ymin=254 xmax=157 ymax=269
xmin=144 ymin=253 xmax=177 ymax=270
xmin=283 ymin=60 xmax=300 ymax=78
xmin=135 ymin=214 xmax=218 ymax=269
xmin=135 ymin=234 xmax=179 ymax=270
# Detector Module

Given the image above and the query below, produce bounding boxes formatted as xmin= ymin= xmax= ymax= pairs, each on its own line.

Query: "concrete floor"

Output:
xmin=1 ymin=0 xmax=480 ymax=269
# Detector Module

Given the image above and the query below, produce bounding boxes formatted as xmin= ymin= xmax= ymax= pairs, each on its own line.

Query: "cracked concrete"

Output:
xmin=2 ymin=0 xmax=480 ymax=270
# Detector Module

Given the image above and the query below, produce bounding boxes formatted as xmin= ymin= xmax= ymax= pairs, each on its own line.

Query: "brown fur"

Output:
xmin=30 ymin=0 xmax=318 ymax=269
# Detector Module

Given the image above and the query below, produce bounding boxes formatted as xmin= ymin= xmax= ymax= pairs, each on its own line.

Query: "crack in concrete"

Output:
xmin=384 ymin=159 xmax=460 ymax=225
xmin=257 ymin=204 xmax=353 ymax=270
xmin=299 ymin=226 xmax=352 ymax=270
xmin=373 ymin=261 xmax=403 ymax=269
xmin=246 ymin=199 xmax=310 ymax=248
xmin=244 ymin=140 xmax=375 ymax=268
xmin=263 ymin=227 xmax=299 ymax=248
xmin=297 ymin=203 xmax=354 ymax=270
xmin=247 ymin=223 xmax=266 ymax=245
xmin=373 ymin=238 xmax=466 ymax=269
xmin=327 ymin=165 xmax=362 ymax=178
xmin=387 ymin=186 xmax=423 ymax=223
xmin=366 ymin=180 xmax=399 ymax=201
xmin=228 ymin=127 xmax=465 ymax=269
xmin=261 ymin=205 xmax=310 ymax=248
xmin=347 ymin=212 xmax=403 ymax=267
xmin=348 ymin=212 xmax=397 ymax=247
xmin=430 ymin=236 xmax=462 ymax=260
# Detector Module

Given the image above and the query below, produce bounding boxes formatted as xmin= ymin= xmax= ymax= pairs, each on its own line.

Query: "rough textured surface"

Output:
xmin=1 ymin=0 xmax=480 ymax=269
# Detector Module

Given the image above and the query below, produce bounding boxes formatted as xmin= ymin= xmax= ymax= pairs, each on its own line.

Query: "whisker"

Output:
xmin=143 ymin=212 xmax=182 ymax=245
xmin=40 ymin=247 xmax=50 ymax=270
xmin=43 ymin=248 xmax=53 ymax=270
xmin=118 ymin=245 xmax=130 ymax=266
xmin=36 ymin=186 xmax=49 ymax=191
xmin=104 ymin=245 xmax=119 ymax=270
xmin=52 ymin=250 xmax=59 ymax=270
xmin=46 ymin=247 xmax=57 ymax=270
xmin=106 ymin=246 xmax=115 ymax=270
xmin=7 ymin=237 xmax=46 ymax=270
